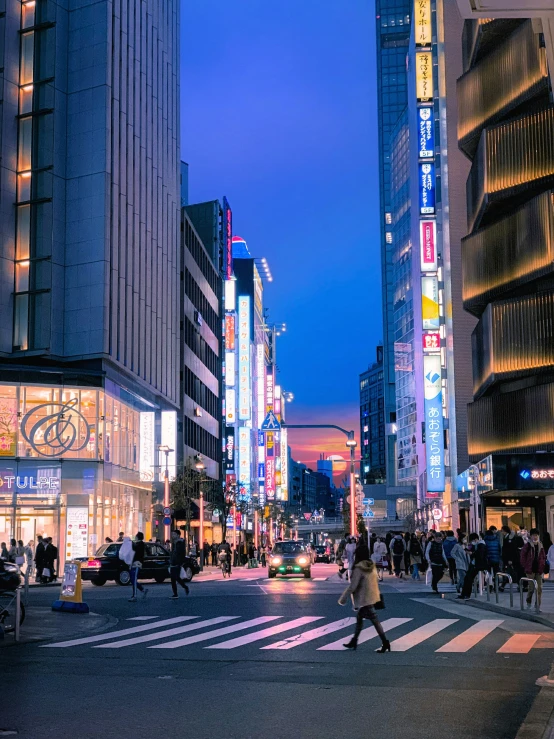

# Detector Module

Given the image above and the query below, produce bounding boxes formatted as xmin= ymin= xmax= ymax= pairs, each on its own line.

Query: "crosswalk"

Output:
xmin=41 ymin=615 xmax=546 ymax=654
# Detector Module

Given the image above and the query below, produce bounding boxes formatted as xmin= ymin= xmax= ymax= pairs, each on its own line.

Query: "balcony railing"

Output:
xmin=472 ymin=290 xmax=554 ymax=397
xmin=468 ymin=381 xmax=554 ymax=459
xmin=458 ymin=20 xmax=548 ymax=157
xmin=466 ymin=106 xmax=554 ymax=232
xmin=462 ymin=191 xmax=554 ymax=314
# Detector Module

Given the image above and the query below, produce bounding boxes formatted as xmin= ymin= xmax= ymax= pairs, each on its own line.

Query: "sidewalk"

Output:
xmin=446 ymin=580 xmax=554 ymax=629
xmin=0 ymin=607 xmax=115 ymax=647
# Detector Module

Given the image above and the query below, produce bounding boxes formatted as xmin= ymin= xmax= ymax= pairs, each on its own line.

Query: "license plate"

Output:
xmin=286 ymin=566 xmax=293 ymax=571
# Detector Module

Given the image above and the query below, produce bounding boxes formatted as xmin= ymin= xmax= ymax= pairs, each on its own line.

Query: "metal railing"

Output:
xmin=495 ymin=572 xmax=514 ymax=608
xmin=519 ymin=577 xmax=540 ymax=614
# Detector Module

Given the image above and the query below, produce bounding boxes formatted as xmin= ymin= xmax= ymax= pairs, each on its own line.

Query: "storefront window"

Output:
xmin=486 ymin=506 xmax=536 ymax=532
xmin=0 ymin=386 xmax=18 ymax=457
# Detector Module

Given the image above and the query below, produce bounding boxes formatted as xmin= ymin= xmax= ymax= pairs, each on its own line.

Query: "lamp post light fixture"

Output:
xmin=346 ymin=434 xmax=358 ymax=538
xmin=158 ymin=444 xmax=174 ymax=543
xmin=194 ymin=455 xmax=206 ymax=570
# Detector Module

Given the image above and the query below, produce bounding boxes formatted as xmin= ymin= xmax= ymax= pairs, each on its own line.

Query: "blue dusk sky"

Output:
xmin=181 ymin=0 xmax=382 ymax=469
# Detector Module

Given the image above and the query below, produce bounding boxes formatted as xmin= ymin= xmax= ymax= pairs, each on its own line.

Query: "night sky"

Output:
xmin=182 ymin=0 xmax=381 ymax=471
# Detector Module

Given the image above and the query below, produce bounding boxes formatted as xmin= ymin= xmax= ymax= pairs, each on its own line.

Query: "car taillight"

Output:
xmin=85 ymin=559 xmax=101 ymax=568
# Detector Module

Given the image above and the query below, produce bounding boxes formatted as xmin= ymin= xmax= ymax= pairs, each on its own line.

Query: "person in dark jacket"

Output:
xmin=484 ymin=526 xmax=501 ymax=580
xmin=425 ymin=532 xmax=448 ymax=593
xmin=520 ymin=528 xmax=546 ymax=608
xmin=34 ymin=535 xmax=45 ymax=583
xmin=457 ymin=533 xmax=487 ymax=599
xmin=443 ymin=531 xmax=458 ymax=584
xmin=43 ymin=538 xmax=58 ymax=582
xmin=129 ymin=532 xmax=148 ymax=602
xmin=211 ymin=542 xmax=218 ymax=566
xmin=169 ymin=530 xmax=189 ymax=599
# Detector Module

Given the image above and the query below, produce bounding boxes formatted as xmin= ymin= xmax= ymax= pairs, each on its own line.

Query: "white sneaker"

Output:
xmin=526 ymin=601 xmax=532 ymax=609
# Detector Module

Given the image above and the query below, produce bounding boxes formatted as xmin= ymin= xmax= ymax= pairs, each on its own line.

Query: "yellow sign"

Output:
xmin=414 ymin=0 xmax=432 ymax=46
xmin=60 ymin=561 xmax=84 ymax=603
xmin=422 ymin=276 xmax=440 ymax=329
xmin=416 ymin=51 xmax=433 ymax=102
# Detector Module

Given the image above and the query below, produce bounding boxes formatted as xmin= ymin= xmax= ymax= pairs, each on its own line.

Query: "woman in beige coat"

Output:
xmin=338 ymin=543 xmax=390 ymax=652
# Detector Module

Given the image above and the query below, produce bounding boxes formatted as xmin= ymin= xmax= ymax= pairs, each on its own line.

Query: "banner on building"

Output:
xmin=416 ymin=51 xmax=433 ymax=102
xmin=223 ymin=197 xmax=233 ymax=281
xmin=417 ymin=107 xmax=434 ymax=159
xmin=423 ymin=355 xmax=445 ymax=493
xmin=419 ymin=220 xmax=437 ymax=271
xmin=421 ymin=275 xmax=440 ymax=329
xmin=415 ymin=0 xmax=432 ymax=46
xmin=419 ymin=162 xmax=435 ymax=215
xmin=238 ymin=296 xmax=251 ymax=420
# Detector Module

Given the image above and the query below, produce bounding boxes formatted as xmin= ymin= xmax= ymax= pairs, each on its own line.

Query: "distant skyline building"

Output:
xmin=0 ymin=0 xmax=180 ymax=559
xmin=375 ymin=0 xmax=412 ymax=488
xmin=359 ymin=346 xmax=386 ymax=485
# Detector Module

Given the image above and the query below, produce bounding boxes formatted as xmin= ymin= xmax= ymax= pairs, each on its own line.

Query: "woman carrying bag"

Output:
xmin=338 ymin=543 xmax=390 ymax=653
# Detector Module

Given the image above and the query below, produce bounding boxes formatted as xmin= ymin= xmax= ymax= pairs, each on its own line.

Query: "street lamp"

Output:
xmin=346 ymin=434 xmax=357 ymax=538
xmin=194 ymin=455 xmax=206 ymax=570
xmin=158 ymin=444 xmax=173 ymax=543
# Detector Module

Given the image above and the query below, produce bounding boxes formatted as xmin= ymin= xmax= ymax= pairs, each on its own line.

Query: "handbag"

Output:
xmin=42 ymin=567 xmax=51 ymax=578
xmin=15 ymin=556 xmax=25 ymax=566
xmin=374 ymin=595 xmax=385 ymax=610
xmin=180 ymin=566 xmax=187 ymax=579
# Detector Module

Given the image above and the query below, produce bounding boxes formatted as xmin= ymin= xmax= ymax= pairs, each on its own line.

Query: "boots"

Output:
xmin=343 ymin=638 xmax=358 ymax=650
xmin=375 ymin=640 xmax=391 ymax=653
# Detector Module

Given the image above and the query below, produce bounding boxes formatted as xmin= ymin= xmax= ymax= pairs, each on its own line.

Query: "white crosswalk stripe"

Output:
xmin=94 ymin=617 xmax=238 ymax=649
xmin=261 ymin=618 xmax=357 ymax=650
xmin=42 ymin=615 xmax=543 ymax=655
xmin=389 ymin=619 xmax=458 ymax=651
xmin=318 ymin=618 xmax=413 ymax=651
xmin=206 ymin=617 xmax=322 ymax=649
xmin=150 ymin=616 xmax=281 ymax=649
xmin=42 ymin=616 xmax=197 ymax=649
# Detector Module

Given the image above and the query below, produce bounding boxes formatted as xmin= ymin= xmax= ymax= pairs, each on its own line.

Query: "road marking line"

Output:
xmin=206 ymin=617 xmax=323 ymax=649
xmin=318 ymin=618 xmax=413 ymax=651
xmin=126 ymin=616 xmax=160 ymax=621
xmin=436 ymin=620 xmax=504 ymax=653
xmin=497 ymin=634 xmax=542 ymax=654
xmin=41 ymin=616 xmax=197 ymax=648
xmin=94 ymin=617 xmax=238 ymax=649
xmin=389 ymin=619 xmax=458 ymax=651
xmin=313 ymin=577 xmax=328 ymax=581
xmin=150 ymin=616 xmax=281 ymax=649
xmin=262 ymin=618 xmax=356 ymax=650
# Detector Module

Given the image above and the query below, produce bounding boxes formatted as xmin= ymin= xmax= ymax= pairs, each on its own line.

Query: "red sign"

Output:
xmin=303 ymin=512 xmax=311 ymax=521
xmin=420 ymin=220 xmax=437 ymax=271
xmin=422 ymin=332 xmax=440 ymax=352
xmin=225 ymin=314 xmax=235 ymax=350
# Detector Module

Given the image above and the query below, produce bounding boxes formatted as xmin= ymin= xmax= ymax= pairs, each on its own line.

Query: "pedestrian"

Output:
xmin=105 ymin=537 xmax=113 ymax=543
xmin=34 ymin=535 xmax=45 ymax=582
xmin=443 ymin=530 xmax=458 ymax=584
xmin=547 ymin=537 xmax=554 ymax=578
xmin=484 ymin=526 xmax=501 ymax=586
xmin=457 ymin=532 xmax=488 ymax=600
xmin=127 ymin=532 xmax=148 ymax=602
xmin=0 ymin=542 xmax=8 ymax=560
xmin=260 ymin=543 xmax=267 ymax=567
xmin=15 ymin=540 xmax=25 ymax=567
xmin=339 ymin=543 xmax=390 ymax=653
xmin=7 ymin=539 xmax=17 ymax=563
xmin=169 ymin=529 xmax=190 ymax=599
xmin=408 ymin=533 xmax=423 ymax=580
xmin=450 ymin=537 xmax=470 ymax=592
xmin=345 ymin=537 xmax=357 ymax=580
xmin=218 ymin=540 xmax=232 ymax=575
xmin=371 ymin=537 xmax=388 ymax=581
xmin=203 ymin=540 xmax=211 ymax=567
xmin=116 ymin=532 xmax=125 ymax=542
xmin=385 ymin=531 xmax=393 ymax=575
xmin=44 ymin=537 xmax=58 ymax=582
xmin=248 ymin=542 xmax=255 ymax=567
xmin=389 ymin=533 xmax=406 ymax=578
xmin=369 ymin=532 xmax=377 ymax=555
xmin=425 ymin=531 xmax=448 ymax=593
xmin=211 ymin=542 xmax=218 ymax=567
xmin=520 ymin=528 xmax=546 ymax=609
xmin=403 ymin=532 xmax=411 ymax=576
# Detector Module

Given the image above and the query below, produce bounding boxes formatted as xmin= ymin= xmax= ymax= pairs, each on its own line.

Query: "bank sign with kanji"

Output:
xmin=423 ymin=354 xmax=445 ymax=493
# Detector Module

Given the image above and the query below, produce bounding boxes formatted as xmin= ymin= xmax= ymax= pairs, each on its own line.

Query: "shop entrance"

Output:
xmin=0 ymin=502 xmax=60 ymax=547
xmin=485 ymin=505 xmax=536 ymax=532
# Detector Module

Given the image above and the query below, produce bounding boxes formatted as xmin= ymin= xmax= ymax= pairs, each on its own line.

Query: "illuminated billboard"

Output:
xmin=139 ymin=412 xmax=155 ymax=482
xmin=225 ymin=314 xmax=235 ymax=350
xmin=238 ymin=296 xmax=251 ymax=420
xmin=223 ymin=197 xmax=233 ymax=280
xmin=416 ymin=51 xmax=433 ymax=102
xmin=415 ymin=0 xmax=432 ymax=46
xmin=225 ymin=351 xmax=235 ymax=387
xmin=418 ymin=107 xmax=434 ymax=159
xmin=422 ymin=332 xmax=440 ymax=352
xmin=238 ymin=426 xmax=251 ymax=493
xmin=160 ymin=410 xmax=176 ymax=480
xmin=225 ymin=426 xmax=235 ymax=472
xmin=423 ymin=355 xmax=445 ymax=493
xmin=419 ymin=162 xmax=435 ymax=214
xmin=256 ymin=343 xmax=265 ymax=428
xmin=224 ymin=279 xmax=236 ymax=311
xmin=422 ymin=276 xmax=440 ymax=329
xmin=280 ymin=427 xmax=288 ymax=502
xmin=225 ymin=388 xmax=236 ymax=424
xmin=420 ymin=220 xmax=437 ymax=271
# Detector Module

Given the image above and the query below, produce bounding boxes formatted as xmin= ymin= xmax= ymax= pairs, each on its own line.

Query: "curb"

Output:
xmin=445 ymin=595 xmax=554 ymax=629
xmin=0 ymin=609 xmax=118 ymax=648
xmin=515 ymin=663 xmax=554 ymax=739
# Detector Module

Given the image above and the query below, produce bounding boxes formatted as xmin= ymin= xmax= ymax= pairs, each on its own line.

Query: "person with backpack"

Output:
xmin=408 ymin=533 xmax=423 ymax=580
xmin=484 ymin=526 xmax=502 ymax=584
xmin=443 ymin=530 xmax=458 ymax=585
xmin=390 ymin=533 xmax=406 ymax=578
xmin=425 ymin=531 xmax=448 ymax=593
xmin=457 ymin=532 xmax=488 ymax=600
xmin=371 ymin=537 xmax=388 ymax=581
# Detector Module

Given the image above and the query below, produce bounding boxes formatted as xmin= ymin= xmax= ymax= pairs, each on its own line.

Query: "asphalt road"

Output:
xmin=3 ymin=564 xmax=553 ymax=739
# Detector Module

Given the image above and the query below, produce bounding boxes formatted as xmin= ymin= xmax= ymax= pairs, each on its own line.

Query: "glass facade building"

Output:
xmin=359 ymin=346 xmax=386 ymax=484
xmin=375 ymin=0 xmax=412 ymax=487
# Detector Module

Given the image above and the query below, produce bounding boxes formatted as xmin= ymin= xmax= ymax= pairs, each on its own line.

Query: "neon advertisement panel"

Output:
xmin=423 ymin=354 xmax=445 ymax=493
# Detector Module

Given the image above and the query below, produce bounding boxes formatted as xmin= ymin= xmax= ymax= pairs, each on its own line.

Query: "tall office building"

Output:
xmin=0 ymin=0 xmax=180 ymax=559
xmin=359 ymin=346 xmax=386 ymax=484
xmin=457 ymin=17 xmax=554 ymax=535
xmin=375 ymin=0 xmax=412 ymax=487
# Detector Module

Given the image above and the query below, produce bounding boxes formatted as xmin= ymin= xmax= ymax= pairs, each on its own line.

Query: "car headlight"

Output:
xmin=270 ymin=557 xmax=282 ymax=566
xmin=297 ymin=556 xmax=308 ymax=566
